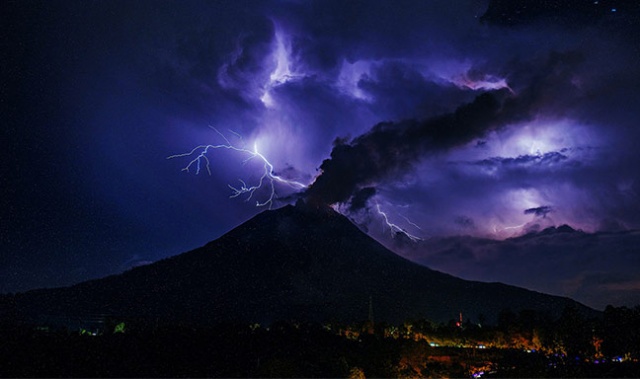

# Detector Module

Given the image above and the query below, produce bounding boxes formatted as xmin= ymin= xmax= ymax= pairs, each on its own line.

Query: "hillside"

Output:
xmin=4 ymin=202 xmax=596 ymax=327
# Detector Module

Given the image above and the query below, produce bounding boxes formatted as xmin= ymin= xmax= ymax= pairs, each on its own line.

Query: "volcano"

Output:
xmin=3 ymin=202 xmax=594 ymax=327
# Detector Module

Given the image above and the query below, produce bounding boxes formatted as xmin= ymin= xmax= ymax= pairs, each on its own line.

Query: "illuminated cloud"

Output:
xmin=303 ymin=48 xmax=592 ymax=209
xmin=260 ymin=25 xmax=307 ymax=108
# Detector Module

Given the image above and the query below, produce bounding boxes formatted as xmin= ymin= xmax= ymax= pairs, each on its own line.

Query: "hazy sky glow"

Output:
xmin=3 ymin=0 xmax=640 ymax=308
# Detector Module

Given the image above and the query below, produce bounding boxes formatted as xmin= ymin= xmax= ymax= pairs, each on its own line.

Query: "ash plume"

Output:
xmin=304 ymin=89 xmax=514 ymax=206
xmin=304 ymin=51 xmax=584 ymax=208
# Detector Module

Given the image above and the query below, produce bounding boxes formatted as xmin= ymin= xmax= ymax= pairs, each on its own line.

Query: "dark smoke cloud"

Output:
xmin=305 ymin=91 xmax=503 ymax=205
xmin=305 ymin=49 xmax=586 ymax=207
xmin=349 ymin=187 xmax=377 ymax=212
xmin=524 ymin=206 xmax=553 ymax=218
xmin=454 ymin=216 xmax=476 ymax=229
xmin=474 ymin=151 xmax=569 ymax=168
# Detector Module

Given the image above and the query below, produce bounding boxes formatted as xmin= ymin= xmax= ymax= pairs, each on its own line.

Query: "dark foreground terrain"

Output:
xmin=1 ymin=305 xmax=639 ymax=378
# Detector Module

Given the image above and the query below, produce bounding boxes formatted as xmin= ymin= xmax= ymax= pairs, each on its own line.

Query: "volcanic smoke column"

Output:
xmin=304 ymin=88 xmax=529 ymax=209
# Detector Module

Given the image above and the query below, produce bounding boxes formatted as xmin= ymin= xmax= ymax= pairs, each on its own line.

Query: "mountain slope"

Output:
xmin=5 ymin=203 xmax=595 ymax=327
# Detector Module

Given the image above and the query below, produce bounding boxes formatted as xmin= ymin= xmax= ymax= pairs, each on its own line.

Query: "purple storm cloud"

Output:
xmin=3 ymin=0 xmax=640 ymax=309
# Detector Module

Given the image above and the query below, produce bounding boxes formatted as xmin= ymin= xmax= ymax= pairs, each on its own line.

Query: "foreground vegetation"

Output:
xmin=1 ymin=304 xmax=639 ymax=377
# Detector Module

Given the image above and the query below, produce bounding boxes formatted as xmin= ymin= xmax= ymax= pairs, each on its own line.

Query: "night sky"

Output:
xmin=3 ymin=0 xmax=640 ymax=310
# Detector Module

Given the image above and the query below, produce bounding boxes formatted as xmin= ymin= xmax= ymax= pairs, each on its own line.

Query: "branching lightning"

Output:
xmin=401 ymin=215 xmax=422 ymax=231
xmin=375 ymin=203 xmax=422 ymax=242
xmin=167 ymin=127 xmax=306 ymax=209
xmin=169 ymin=128 xmax=422 ymax=242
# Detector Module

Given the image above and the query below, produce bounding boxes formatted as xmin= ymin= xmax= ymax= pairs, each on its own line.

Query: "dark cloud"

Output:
xmin=304 ymin=49 xmax=586 ymax=207
xmin=404 ymin=230 xmax=640 ymax=310
xmin=524 ymin=205 xmax=553 ymax=218
xmin=357 ymin=61 xmax=471 ymax=119
xmin=216 ymin=20 xmax=276 ymax=98
xmin=598 ymin=218 xmax=628 ymax=232
xmin=349 ymin=187 xmax=377 ymax=212
xmin=305 ymin=90 xmax=507 ymax=205
xmin=454 ymin=216 xmax=476 ymax=229
xmin=474 ymin=151 xmax=569 ymax=169
xmin=481 ymin=0 xmax=640 ymax=27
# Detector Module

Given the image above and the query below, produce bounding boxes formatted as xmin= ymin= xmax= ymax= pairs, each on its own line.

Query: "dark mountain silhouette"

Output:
xmin=508 ymin=224 xmax=580 ymax=242
xmin=2 ymin=202 xmax=596 ymax=328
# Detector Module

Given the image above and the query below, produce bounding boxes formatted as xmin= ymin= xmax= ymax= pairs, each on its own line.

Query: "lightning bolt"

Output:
xmin=401 ymin=215 xmax=422 ymax=231
xmin=375 ymin=203 xmax=422 ymax=242
xmin=492 ymin=222 xmax=528 ymax=236
xmin=167 ymin=127 xmax=307 ymax=209
xmin=451 ymin=74 xmax=515 ymax=94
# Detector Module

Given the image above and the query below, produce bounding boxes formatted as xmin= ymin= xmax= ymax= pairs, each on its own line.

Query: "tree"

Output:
xmin=348 ymin=367 xmax=366 ymax=379
xmin=556 ymin=304 xmax=594 ymax=357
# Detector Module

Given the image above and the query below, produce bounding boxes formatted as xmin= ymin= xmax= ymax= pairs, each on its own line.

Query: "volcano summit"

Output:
xmin=3 ymin=202 xmax=594 ymax=328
